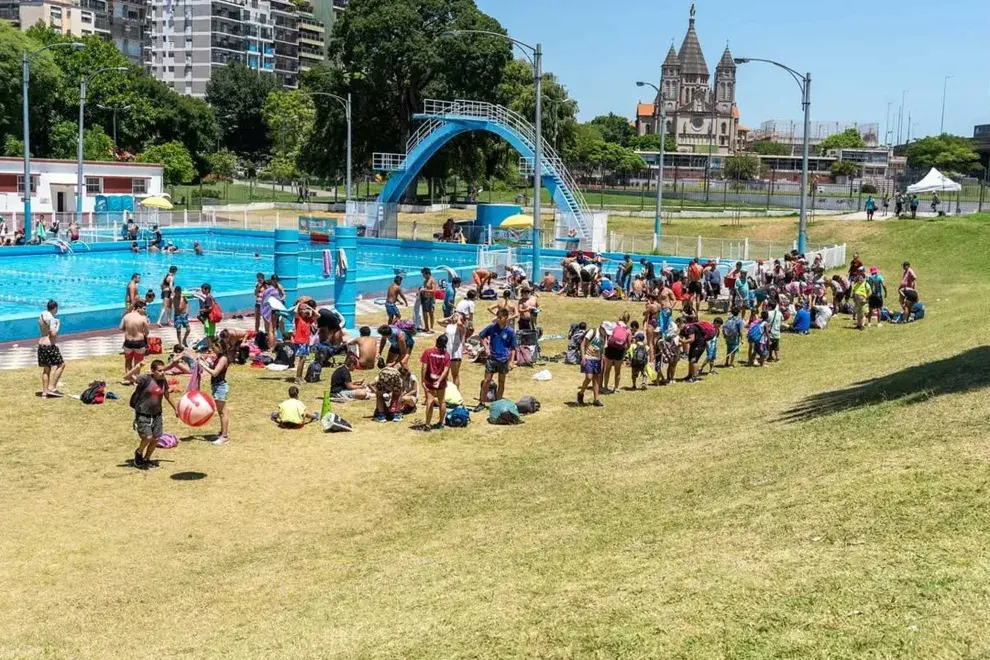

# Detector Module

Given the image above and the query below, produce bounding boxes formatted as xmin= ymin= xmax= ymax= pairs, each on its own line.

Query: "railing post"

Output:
xmin=696 ymin=235 xmax=702 ymax=259
xmin=744 ymin=238 xmax=749 ymax=260
xmin=243 ymin=210 xmax=247 ymax=229
xmin=276 ymin=211 xmax=280 ymax=229
xmin=183 ymin=209 xmax=188 ymax=226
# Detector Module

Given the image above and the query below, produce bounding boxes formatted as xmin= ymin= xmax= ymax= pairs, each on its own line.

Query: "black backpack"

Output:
xmin=81 ymin=380 xmax=106 ymax=405
xmin=516 ymin=396 xmax=541 ymax=415
xmin=314 ymin=345 xmax=333 ymax=367
xmin=273 ymin=343 xmax=293 ymax=366
xmin=631 ymin=344 xmax=648 ymax=370
xmin=304 ymin=361 xmax=322 ymax=383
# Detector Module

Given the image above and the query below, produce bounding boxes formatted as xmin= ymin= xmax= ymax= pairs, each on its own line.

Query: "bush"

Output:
xmin=860 ymin=183 xmax=879 ymax=194
xmin=190 ymin=187 xmax=223 ymax=200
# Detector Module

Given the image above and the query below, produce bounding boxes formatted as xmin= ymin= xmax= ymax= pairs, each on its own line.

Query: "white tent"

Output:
xmin=906 ymin=168 xmax=961 ymax=194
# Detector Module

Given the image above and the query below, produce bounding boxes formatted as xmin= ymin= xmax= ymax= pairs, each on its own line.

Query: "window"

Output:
xmin=85 ymin=177 xmax=101 ymax=194
xmin=17 ymin=175 xmax=39 ymax=194
xmin=132 ymin=179 xmax=148 ymax=195
xmin=721 ymin=122 xmax=727 ymax=135
xmin=81 ymin=12 xmax=93 ymax=23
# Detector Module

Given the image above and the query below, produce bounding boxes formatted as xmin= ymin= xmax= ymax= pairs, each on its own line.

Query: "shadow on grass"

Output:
xmin=779 ymin=346 xmax=990 ymax=423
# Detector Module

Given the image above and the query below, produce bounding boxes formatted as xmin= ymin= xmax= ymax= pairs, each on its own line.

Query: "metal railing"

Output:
xmin=607 ymin=230 xmax=842 ymax=263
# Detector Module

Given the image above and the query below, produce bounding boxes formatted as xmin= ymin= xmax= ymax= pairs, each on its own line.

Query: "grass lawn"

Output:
xmin=2 ymin=215 xmax=990 ymax=657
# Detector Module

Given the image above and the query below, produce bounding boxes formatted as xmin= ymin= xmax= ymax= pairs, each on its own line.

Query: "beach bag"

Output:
xmin=445 ymin=382 xmax=464 ymax=407
xmin=516 ymin=396 xmax=540 ymax=415
xmin=516 ymin=345 xmax=535 ymax=367
xmin=747 ymin=322 xmax=764 ymax=343
xmin=208 ymin=301 xmax=223 ymax=323
xmin=147 ymin=336 xmax=163 ymax=354
xmin=321 ymin=412 xmax=353 ymax=433
xmin=488 ymin=399 xmax=522 ymax=425
xmin=81 ymin=380 xmax=106 ymax=405
xmin=445 ymin=406 xmax=471 ymax=428
xmin=304 ymin=361 xmax=322 ymax=383
xmin=157 ymin=433 xmax=179 ymax=449
xmin=273 ymin=343 xmax=293 ymax=366
xmin=630 ymin=344 xmax=649 ymax=370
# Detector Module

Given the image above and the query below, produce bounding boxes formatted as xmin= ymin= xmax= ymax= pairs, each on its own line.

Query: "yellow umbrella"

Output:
xmin=499 ymin=214 xmax=533 ymax=229
xmin=140 ymin=196 xmax=173 ymax=210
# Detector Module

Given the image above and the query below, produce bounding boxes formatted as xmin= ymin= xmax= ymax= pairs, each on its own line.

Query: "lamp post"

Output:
xmin=298 ymin=90 xmax=352 ymax=202
xmin=446 ymin=29 xmax=542 ymax=279
xmin=940 ymin=75 xmax=953 ymax=135
xmin=98 ymin=103 xmax=132 ymax=148
xmin=77 ymin=67 xmax=128 ymax=227
xmin=22 ymin=41 xmax=84 ymax=241
xmin=636 ymin=80 xmax=666 ymax=251
xmin=735 ymin=57 xmax=811 ymax=254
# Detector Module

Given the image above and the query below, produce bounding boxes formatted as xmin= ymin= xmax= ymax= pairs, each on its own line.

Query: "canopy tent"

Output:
xmin=906 ymin=168 xmax=961 ymax=194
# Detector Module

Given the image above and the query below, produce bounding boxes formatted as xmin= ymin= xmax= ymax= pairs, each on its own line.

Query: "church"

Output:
xmin=635 ymin=4 xmax=745 ymax=155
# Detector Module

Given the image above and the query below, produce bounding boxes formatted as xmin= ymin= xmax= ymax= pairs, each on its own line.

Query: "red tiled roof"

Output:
xmin=637 ymin=103 xmax=656 ymax=118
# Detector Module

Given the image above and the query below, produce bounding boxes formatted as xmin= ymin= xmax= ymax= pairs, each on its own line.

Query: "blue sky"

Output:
xmin=475 ymin=0 xmax=990 ymax=141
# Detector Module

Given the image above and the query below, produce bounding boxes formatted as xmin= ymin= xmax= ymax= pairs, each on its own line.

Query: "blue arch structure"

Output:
xmin=377 ymin=111 xmax=590 ymax=242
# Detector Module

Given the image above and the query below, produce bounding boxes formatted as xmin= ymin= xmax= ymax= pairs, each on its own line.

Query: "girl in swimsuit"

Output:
xmin=253 ymin=272 xmax=266 ymax=333
xmin=157 ymin=266 xmax=177 ymax=327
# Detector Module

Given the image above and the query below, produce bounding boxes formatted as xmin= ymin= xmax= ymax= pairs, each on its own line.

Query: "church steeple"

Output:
xmin=678 ymin=3 xmax=708 ymax=78
xmin=717 ymin=45 xmax=736 ymax=71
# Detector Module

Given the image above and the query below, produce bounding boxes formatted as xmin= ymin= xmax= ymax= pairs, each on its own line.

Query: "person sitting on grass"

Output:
xmin=420 ymin=334 xmax=452 ymax=431
xmin=330 ymin=353 xmax=372 ymax=401
xmin=270 ymin=386 xmax=318 ymax=429
xmin=721 ymin=306 xmax=744 ymax=368
xmin=373 ymin=365 xmax=405 ymax=423
xmin=164 ymin=344 xmax=195 ymax=375
xmin=790 ymin=303 xmax=812 ymax=335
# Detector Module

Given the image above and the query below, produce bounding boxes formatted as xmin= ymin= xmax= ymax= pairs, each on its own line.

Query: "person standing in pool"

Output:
xmin=157 ymin=266 xmax=178 ymax=327
xmin=385 ymin=276 xmax=407 ymax=325
xmin=38 ymin=300 xmax=65 ymax=398
xmin=420 ymin=267 xmax=437 ymax=333
xmin=120 ymin=300 xmax=149 ymax=384
xmin=172 ymin=286 xmax=190 ymax=348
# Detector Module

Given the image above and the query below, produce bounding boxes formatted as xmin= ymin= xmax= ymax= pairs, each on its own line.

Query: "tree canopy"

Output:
xmin=629 ymin=132 xmax=677 ymax=153
xmin=905 ymin=134 xmax=981 ymax=175
xmin=818 ymin=128 xmax=866 ymax=153
xmin=206 ymin=62 xmax=281 ymax=161
xmin=138 ymin=141 xmax=196 ymax=187
xmin=722 ymin=154 xmax=762 ymax=181
xmin=751 ymin=140 xmax=790 ymax=156
xmin=589 ymin=113 xmax=636 ymax=147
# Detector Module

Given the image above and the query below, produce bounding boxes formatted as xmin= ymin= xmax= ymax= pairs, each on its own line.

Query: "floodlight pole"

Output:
xmin=300 ymin=91 xmax=352 ymax=202
xmin=23 ymin=41 xmax=84 ymax=241
xmin=736 ymin=57 xmax=811 ymax=254
xmin=78 ymin=67 xmax=128 ymax=228
xmin=636 ymin=80 xmax=665 ymax=250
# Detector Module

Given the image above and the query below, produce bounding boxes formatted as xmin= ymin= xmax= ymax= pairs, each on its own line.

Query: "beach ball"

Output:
xmin=177 ymin=390 xmax=216 ymax=427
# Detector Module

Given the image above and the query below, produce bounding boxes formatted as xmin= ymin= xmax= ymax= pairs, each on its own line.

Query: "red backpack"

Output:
xmin=208 ymin=301 xmax=223 ymax=323
xmin=696 ymin=321 xmax=718 ymax=343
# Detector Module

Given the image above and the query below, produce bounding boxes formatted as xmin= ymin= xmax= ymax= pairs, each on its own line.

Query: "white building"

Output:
xmin=0 ymin=157 xmax=164 ymax=228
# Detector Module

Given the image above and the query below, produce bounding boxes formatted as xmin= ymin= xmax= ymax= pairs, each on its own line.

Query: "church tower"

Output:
xmin=660 ymin=44 xmax=680 ymax=117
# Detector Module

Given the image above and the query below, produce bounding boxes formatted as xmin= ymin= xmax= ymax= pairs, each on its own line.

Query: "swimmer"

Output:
xmin=125 ymin=273 xmax=142 ymax=311
xmin=385 ymin=276 xmax=408 ymax=324
xmin=193 ymin=241 xmax=203 ymax=256
xmin=172 ymin=286 xmax=190 ymax=348
xmin=346 ymin=326 xmax=379 ymax=370
xmin=120 ymin=300 xmax=150 ymax=385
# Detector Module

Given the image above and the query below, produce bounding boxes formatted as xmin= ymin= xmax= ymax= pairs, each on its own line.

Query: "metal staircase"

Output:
xmin=373 ymin=99 xmax=594 ymax=246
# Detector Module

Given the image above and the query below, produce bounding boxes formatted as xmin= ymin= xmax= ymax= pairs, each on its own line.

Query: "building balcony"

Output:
xmin=299 ymin=35 xmax=323 ymax=47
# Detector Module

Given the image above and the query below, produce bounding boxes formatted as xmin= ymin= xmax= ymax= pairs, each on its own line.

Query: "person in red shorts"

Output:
xmin=419 ymin=334 xmax=452 ymax=431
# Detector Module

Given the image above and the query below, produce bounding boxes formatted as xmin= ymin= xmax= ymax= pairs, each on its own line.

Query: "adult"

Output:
xmin=678 ymin=321 xmax=709 ymax=384
xmin=330 ymin=353 xmax=371 ymax=400
xmin=603 ymin=316 xmax=631 ymax=394
xmin=539 ymin=271 xmax=557 ymax=292
xmin=130 ymin=359 xmax=177 ymax=469
xmin=616 ymin=255 xmax=634 ymax=291
xmin=865 ymin=195 xmax=876 ymax=221
xmin=640 ymin=258 xmax=656 ymax=287
xmin=157 ymin=265 xmax=178 ymax=327
xmin=850 ymin=273 xmax=869 ymax=330
xmin=866 ymin=266 xmax=888 ymax=328
xmin=899 ymin=288 xmax=922 ymax=322
xmin=420 ymin=267 xmax=437 ymax=333
xmin=197 ymin=335 xmax=233 ymax=445
xmin=899 ymin=261 xmax=917 ymax=305
xmin=687 ymin=258 xmax=705 ymax=311
xmin=125 ymin=273 xmax=142 ymax=311
xmin=580 ymin=260 xmax=600 ymax=297
xmin=385 ymin=276 xmax=407 ymax=325
xmin=443 ymin=311 xmax=467 ymax=388
xmin=704 ymin=262 xmax=722 ymax=305
xmin=475 ymin=308 xmax=516 ymax=410
xmin=443 ymin=276 xmax=460 ymax=319
xmin=149 ymin=225 xmax=163 ymax=249
xmin=316 ymin=307 xmax=344 ymax=347
xmin=377 ymin=324 xmax=414 ymax=368
xmin=727 ymin=262 xmax=745 ymax=310
xmin=38 ymin=300 xmax=65 ymax=398
xmin=441 ymin=217 xmax=456 ymax=241
xmin=517 ymin=288 xmax=538 ymax=331
xmin=346 ymin=326 xmax=379 ymax=370
xmin=120 ymin=300 xmax=149 ymax=384
xmin=910 ymin=194 xmax=920 ymax=219
xmin=472 ymin=268 xmax=495 ymax=297
xmin=847 ymin=253 xmax=863 ymax=280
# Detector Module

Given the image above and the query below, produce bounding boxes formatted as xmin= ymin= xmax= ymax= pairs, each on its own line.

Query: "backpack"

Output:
xmin=747 ymin=322 xmax=764 ymax=343
xmin=128 ymin=378 xmax=147 ymax=410
xmin=516 ymin=345 xmax=535 ymax=367
xmin=607 ymin=325 xmax=629 ymax=350
xmin=395 ymin=319 xmax=416 ymax=336
xmin=314 ymin=345 xmax=333 ymax=367
xmin=516 ymin=396 xmax=541 ymax=415
xmin=445 ymin=406 xmax=471 ymax=428
xmin=304 ymin=361 xmax=322 ymax=383
xmin=208 ymin=301 xmax=223 ymax=323
xmin=565 ymin=323 xmax=586 ymax=365
xmin=235 ymin=344 xmax=250 ymax=365
xmin=147 ymin=336 xmax=163 ymax=354
xmin=273 ymin=343 xmax=293 ymax=366
xmin=480 ymin=288 xmax=498 ymax=301
xmin=81 ymin=380 xmax=106 ymax=405
xmin=445 ymin=382 xmax=464 ymax=407
xmin=321 ymin=412 xmax=353 ymax=433
xmin=630 ymin=344 xmax=649 ymax=370
xmin=696 ymin=321 xmax=718 ymax=343
xmin=488 ymin=399 xmax=522 ymax=425
xmin=722 ymin=318 xmax=741 ymax=341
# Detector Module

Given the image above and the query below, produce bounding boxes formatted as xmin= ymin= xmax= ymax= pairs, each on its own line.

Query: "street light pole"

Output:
xmin=940 ymin=75 xmax=952 ymax=135
xmin=22 ymin=41 xmax=84 ymax=242
xmin=298 ymin=90 xmax=352 ymax=202
xmin=77 ymin=67 xmax=127 ymax=228
xmin=735 ymin=57 xmax=811 ymax=253
xmin=637 ymin=80 xmax=666 ymax=250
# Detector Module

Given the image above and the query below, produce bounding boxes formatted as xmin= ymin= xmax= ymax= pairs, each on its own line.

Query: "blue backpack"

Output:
xmin=747 ymin=321 xmax=764 ymax=343
xmin=445 ymin=406 xmax=471 ymax=428
xmin=488 ymin=399 xmax=522 ymax=425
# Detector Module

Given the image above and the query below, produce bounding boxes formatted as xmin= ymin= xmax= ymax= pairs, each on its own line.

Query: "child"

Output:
xmin=198 ymin=283 xmax=218 ymax=351
xmin=701 ymin=318 xmax=724 ymax=375
xmin=721 ymin=307 xmax=743 ymax=368
xmin=420 ymin=334 xmax=452 ymax=431
xmin=747 ymin=311 xmax=769 ymax=367
xmin=627 ymin=330 xmax=649 ymax=390
xmin=164 ymin=344 xmax=195 ymax=375
xmin=270 ymin=386 xmax=318 ymax=429
xmin=173 ymin=286 xmax=190 ymax=348
xmin=578 ymin=323 xmax=605 ymax=406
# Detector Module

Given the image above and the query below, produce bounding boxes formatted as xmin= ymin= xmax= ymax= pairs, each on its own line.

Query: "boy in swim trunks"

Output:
xmin=120 ymin=300 xmax=149 ymax=385
xmin=172 ymin=286 xmax=190 ymax=348
xmin=198 ymin=283 xmax=218 ymax=352
xmin=385 ymin=276 xmax=408 ymax=324
xmin=38 ymin=300 xmax=65 ymax=398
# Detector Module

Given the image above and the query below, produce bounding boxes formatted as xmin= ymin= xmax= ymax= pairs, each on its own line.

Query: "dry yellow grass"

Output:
xmin=1 ymin=215 xmax=989 ymax=657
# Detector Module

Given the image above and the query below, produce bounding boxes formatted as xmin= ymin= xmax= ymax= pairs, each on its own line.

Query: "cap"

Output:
xmin=635 ymin=331 xmax=646 ymax=340
xmin=601 ymin=321 xmax=616 ymax=335
xmin=869 ymin=266 xmax=878 ymax=274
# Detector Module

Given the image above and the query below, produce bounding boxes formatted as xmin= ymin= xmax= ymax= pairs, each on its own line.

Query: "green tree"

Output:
xmin=629 ymin=132 xmax=676 ymax=152
xmin=0 ymin=22 xmax=64 ymax=158
xmin=206 ymin=62 xmax=281 ymax=160
xmin=818 ymin=127 xmax=865 ymax=153
xmin=263 ymin=90 xmax=316 ymax=161
xmin=751 ymin=140 xmax=789 ymax=156
xmin=830 ymin=160 xmax=860 ymax=177
xmin=3 ymin=135 xmax=23 ymax=157
xmin=722 ymin=154 xmax=762 ymax=181
xmin=589 ymin=112 xmax=635 ymax=147
xmin=905 ymin=134 xmax=981 ymax=175
xmin=208 ymin=149 xmax=238 ymax=181
xmin=138 ymin=141 xmax=195 ymax=187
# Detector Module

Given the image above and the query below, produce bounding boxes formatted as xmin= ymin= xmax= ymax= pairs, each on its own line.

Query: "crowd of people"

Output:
xmin=31 ymin=242 xmax=925 ymax=468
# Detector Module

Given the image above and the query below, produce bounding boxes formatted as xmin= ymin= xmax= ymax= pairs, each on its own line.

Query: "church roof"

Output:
xmin=663 ymin=45 xmax=679 ymax=69
xmin=678 ymin=5 xmax=708 ymax=76
xmin=637 ymin=103 xmax=656 ymax=118
xmin=717 ymin=46 xmax=735 ymax=71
